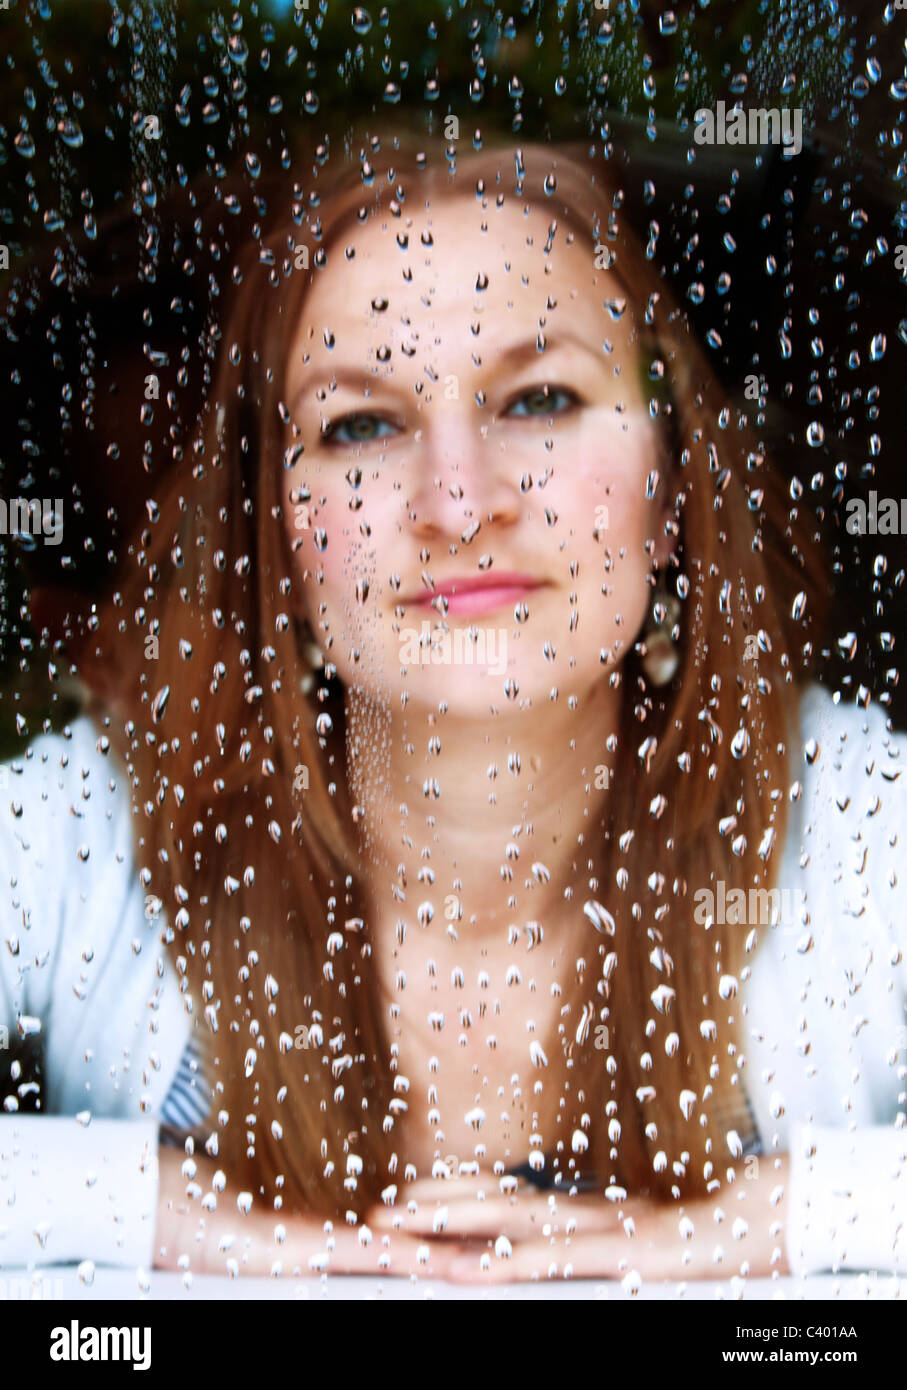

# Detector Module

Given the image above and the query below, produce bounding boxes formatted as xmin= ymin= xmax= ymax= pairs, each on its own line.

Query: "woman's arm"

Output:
xmin=367 ymin=1154 xmax=791 ymax=1282
xmin=154 ymin=1143 xmax=467 ymax=1279
xmin=779 ymin=691 xmax=907 ymax=1276
xmin=0 ymin=722 xmax=195 ymax=1270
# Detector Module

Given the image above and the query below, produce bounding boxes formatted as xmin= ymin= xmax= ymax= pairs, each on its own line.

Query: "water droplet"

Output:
xmin=731 ymin=727 xmax=749 ymax=759
xmin=583 ymin=900 xmax=616 ymax=935
xmin=57 ymin=117 xmax=84 ymax=149
xmin=151 ymin=686 xmax=170 ymax=723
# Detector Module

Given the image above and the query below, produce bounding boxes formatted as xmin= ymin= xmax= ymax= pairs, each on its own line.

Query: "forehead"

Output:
xmin=292 ymin=193 xmax=632 ymax=360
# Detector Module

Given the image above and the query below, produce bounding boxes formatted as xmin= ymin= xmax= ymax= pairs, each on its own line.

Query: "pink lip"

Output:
xmin=404 ymin=574 xmax=546 ymax=617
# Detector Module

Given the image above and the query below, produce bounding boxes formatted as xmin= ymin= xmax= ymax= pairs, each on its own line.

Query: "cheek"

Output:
xmin=287 ymin=477 xmax=396 ymax=613
xmin=553 ymin=415 xmax=660 ymax=550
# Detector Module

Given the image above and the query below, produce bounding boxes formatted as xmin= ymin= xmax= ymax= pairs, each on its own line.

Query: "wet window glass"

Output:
xmin=0 ymin=0 xmax=905 ymax=1323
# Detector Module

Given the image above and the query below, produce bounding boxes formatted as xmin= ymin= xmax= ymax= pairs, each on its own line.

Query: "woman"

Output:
xmin=2 ymin=125 xmax=904 ymax=1284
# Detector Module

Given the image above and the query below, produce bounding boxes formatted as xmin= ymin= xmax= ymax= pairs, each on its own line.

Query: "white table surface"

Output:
xmin=3 ymin=1266 xmax=905 ymax=1300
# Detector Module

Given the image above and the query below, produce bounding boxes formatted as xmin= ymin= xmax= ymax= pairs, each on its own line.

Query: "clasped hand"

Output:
xmin=363 ymin=1157 xmax=790 ymax=1283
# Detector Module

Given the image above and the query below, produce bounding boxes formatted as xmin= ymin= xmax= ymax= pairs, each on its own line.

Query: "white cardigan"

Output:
xmin=0 ymin=684 xmax=904 ymax=1275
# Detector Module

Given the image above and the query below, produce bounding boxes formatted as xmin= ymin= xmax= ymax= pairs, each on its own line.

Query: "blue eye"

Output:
xmin=505 ymin=385 xmax=580 ymax=418
xmin=323 ymin=414 xmax=398 ymax=445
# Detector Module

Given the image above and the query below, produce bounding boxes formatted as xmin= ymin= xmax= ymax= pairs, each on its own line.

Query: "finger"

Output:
xmin=445 ymin=1232 xmax=632 ymax=1284
xmin=392 ymin=1200 xmax=529 ymax=1243
xmin=372 ymin=1188 xmax=625 ymax=1243
xmin=400 ymin=1173 xmax=503 ymax=1203
xmin=323 ymin=1227 xmax=476 ymax=1279
xmin=377 ymin=1196 xmax=556 ymax=1242
xmin=446 ymin=1225 xmax=751 ymax=1284
xmin=367 ymin=1175 xmax=502 ymax=1232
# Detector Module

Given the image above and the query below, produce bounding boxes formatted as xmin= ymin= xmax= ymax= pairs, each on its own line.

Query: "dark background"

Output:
xmin=1 ymin=0 xmax=905 ymax=752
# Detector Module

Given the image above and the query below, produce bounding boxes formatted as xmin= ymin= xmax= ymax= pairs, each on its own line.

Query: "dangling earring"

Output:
xmin=296 ymin=617 xmax=325 ymax=696
xmin=301 ymin=642 xmax=325 ymax=696
xmin=640 ymin=573 xmax=682 ymax=686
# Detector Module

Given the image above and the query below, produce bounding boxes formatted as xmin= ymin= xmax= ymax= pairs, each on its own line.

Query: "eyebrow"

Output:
xmin=490 ymin=329 xmax=612 ymax=371
xmin=297 ymin=330 xmax=614 ymax=399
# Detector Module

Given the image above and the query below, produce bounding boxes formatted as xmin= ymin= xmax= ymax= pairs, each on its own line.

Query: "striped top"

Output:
xmin=158 ymin=1031 xmax=213 ymax=1147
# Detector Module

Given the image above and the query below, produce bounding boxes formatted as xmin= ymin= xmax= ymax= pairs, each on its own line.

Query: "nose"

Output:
xmin=407 ymin=401 xmax=522 ymax=541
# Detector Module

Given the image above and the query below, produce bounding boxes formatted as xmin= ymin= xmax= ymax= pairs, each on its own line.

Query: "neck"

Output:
xmin=346 ymin=676 xmax=621 ymax=953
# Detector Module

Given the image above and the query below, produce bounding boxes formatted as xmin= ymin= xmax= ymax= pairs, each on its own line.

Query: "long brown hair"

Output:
xmin=75 ymin=122 xmax=826 ymax=1217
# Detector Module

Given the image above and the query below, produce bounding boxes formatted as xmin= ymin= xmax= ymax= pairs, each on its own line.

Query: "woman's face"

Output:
xmin=283 ymin=191 xmax=672 ymax=712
